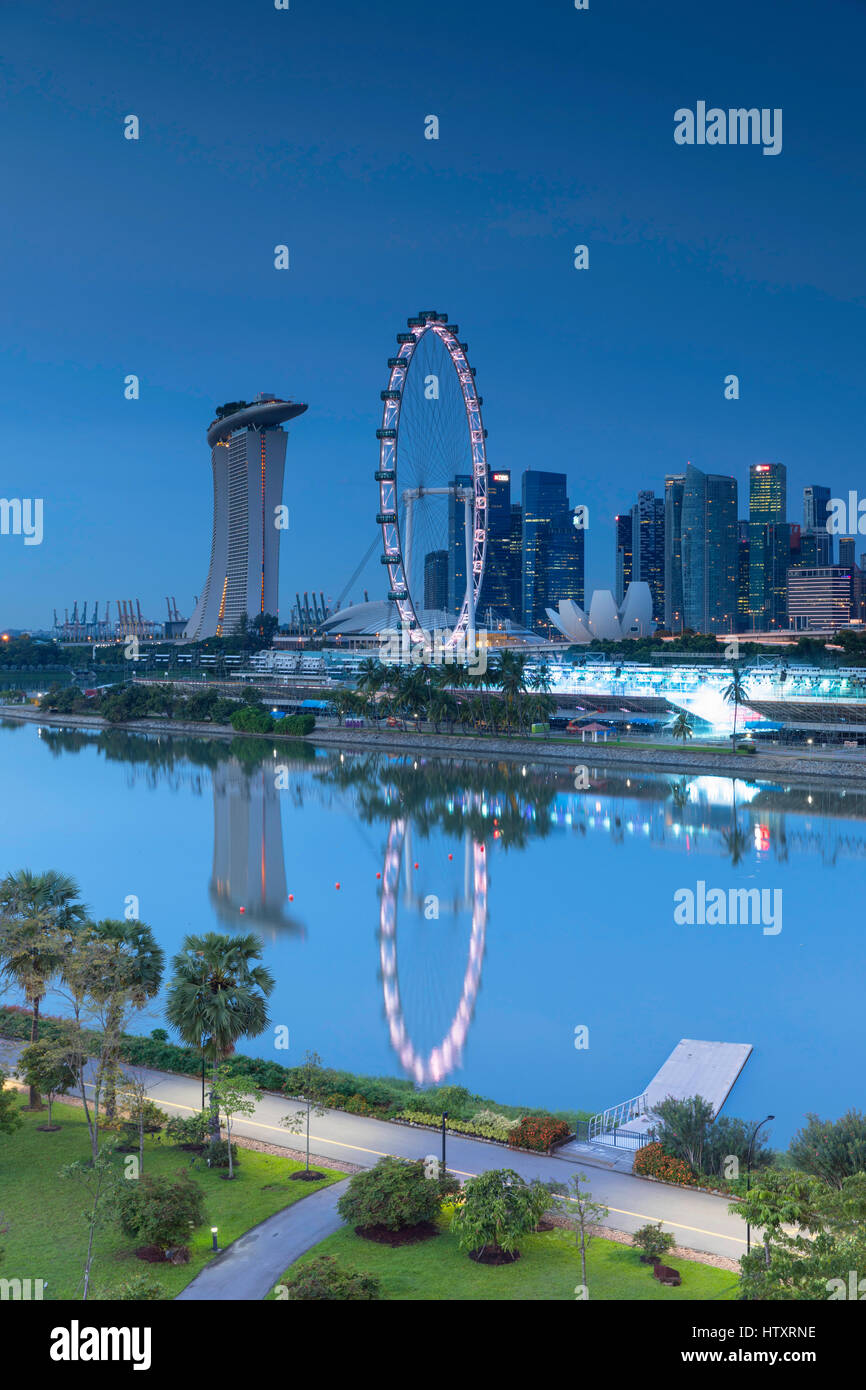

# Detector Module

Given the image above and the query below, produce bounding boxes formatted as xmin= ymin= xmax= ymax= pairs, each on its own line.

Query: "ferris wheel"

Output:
xmin=376 ymin=311 xmax=489 ymax=647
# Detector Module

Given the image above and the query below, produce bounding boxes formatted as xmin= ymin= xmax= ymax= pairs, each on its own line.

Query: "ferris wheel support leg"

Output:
xmin=463 ymin=494 xmax=476 ymax=661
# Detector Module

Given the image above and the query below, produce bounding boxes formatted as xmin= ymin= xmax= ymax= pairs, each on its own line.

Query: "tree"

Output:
xmin=278 ymin=1255 xmax=381 ymax=1301
xmin=209 ymin=1070 xmax=258 ymax=1179
xmin=0 ymin=1067 xmax=23 ymax=1142
xmin=336 ymin=1157 xmax=450 ymax=1233
xmin=117 ymin=1171 xmax=206 ymax=1258
xmin=730 ymin=1170 xmax=823 ymax=1274
xmin=452 ymin=1168 xmax=542 ymax=1260
xmin=723 ymin=664 xmax=749 ymax=748
xmin=650 ymin=1094 xmax=716 ymax=1173
xmin=281 ymin=1049 xmax=329 ymax=1178
xmin=0 ymin=869 xmax=86 ymax=1107
xmin=17 ymin=1038 xmax=76 ymax=1130
xmin=117 ymin=1071 xmax=168 ymax=1176
xmin=165 ymin=932 xmax=275 ymax=1144
xmin=788 ymin=1110 xmax=866 ymax=1189
xmin=547 ymin=1172 xmax=609 ymax=1296
xmin=82 ymin=918 xmax=165 ymax=1120
xmin=61 ymin=1145 xmax=121 ymax=1300
xmin=669 ymin=711 xmax=693 ymax=744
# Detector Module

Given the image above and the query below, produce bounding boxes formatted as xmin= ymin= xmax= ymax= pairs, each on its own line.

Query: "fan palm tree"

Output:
xmin=0 ymin=870 xmax=86 ymax=1107
xmin=165 ymin=932 xmax=275 ymax=1141
xmin=84 ymin=919 xmax=165 ymax=1119
xmin=356 ymin=658 xmax=386 ymax=698
xmin=723 ymin=665 xmax=749 ymax=749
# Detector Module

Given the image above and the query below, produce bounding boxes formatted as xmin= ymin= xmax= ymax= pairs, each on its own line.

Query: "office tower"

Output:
xmin=681 ymin=464 xmax=738 ymax=633
xmin=663 ymin=474 xmax=686 ymax=632
xmin=839 ymin=537 xmax=856 ymax=569
xmin=521 ymin=470 xmax=584 ymax=634
xmin=614 ymin=513 xmax=633 ymax=606
xmin=508 ymin=503 xmax=523 ymax=621
xmin=423 ymin=550 xmax=449 ymax=612
xmin=803 ymin=485 xmax=833 ymax=565
xmin=477 ymin=469 xmax=513 ymax=621
xmin=788 ymin=567 xmax=854 ymax=632
xmin=737 ymin=520 xmax=751 ymax=631
xmin=185 ymin=394 xmax=307 ymax=640
xmin=447 ymin=473 xmax=473 ymax=614
xmin=748 ymin=462 xmax=787 ymax=630
xmin=630 ymin=491 xmax=665 ymax=622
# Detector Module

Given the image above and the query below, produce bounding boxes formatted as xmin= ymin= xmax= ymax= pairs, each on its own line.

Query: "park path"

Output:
xmin=175 ymin=1178 xmax=351 ymax=1301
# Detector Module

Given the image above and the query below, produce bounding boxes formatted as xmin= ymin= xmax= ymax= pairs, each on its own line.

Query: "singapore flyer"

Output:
xmin=376 ymin=310 xmax=489 ymax=650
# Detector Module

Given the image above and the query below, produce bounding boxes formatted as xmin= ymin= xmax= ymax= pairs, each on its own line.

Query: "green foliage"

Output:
xmin=452 ymin=1168 xmax=545 ymax=1257
xmin=116 ymin=1171 xmax=206 ymax=1250
xmin=0 ymin=1068 xmax=23 ymax=1137
xmin=278 ymin=713 xmax=315 ymax=735
xmin=279 ymin=1255 xmax=381 ymax=1300
xmin=402 ymin=1084 xmax=473 ymax=1118
xmin=788 ymin=1110 xmax=866 ymax=1188
xmin=202 ymin=1138 xmax=239 ymax=1169
xmin=230 ymin=705 xmax=275 ymax=734
xmin=165 ymin=1112 xmax=210 ymax=1148
xmin=396 ymin=1109 xmax=519 ymax=1143
xmin=336 ymin=1157 xmax=448 ymax=1231
xmin=632 ymin=1222 xmax=676 ymax=1261
xmin=102 ymin=1273 xmax=167 ymax=1300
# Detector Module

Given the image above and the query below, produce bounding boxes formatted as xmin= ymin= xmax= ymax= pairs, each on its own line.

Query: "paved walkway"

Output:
xmin=0 ymin=1039 xmax=749 ymax=1260
xmin=176 ymin=1178 xmax=351 ymax=1301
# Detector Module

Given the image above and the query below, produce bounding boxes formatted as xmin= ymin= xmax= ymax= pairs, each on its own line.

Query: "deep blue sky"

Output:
xmin=1 ymin=0 xmax=865 ymax=628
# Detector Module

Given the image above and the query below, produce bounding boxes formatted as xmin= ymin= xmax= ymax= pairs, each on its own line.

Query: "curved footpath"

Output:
xmin=0 ymin=1040 xmax=750 ymax=1268
xmin=176 ymin=1179 xmax=351 ymax=1301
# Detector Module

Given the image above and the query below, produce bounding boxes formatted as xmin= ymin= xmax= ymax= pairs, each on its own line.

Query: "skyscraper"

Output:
xmin=663 ymin=474 xmax=686 ymax=632
xmin=631 ymin=491 xmax=665 ymax=622
xmin=447 ymin=473 xmax=473 ymax=614
xmin=748 ymin=462 xmax=787 ymax=630
xmin=185 ymin=394 xmax=307 ymax=640
xmin=521 ymin=471 xmax=583 ymax=634
xmin=737 ymin=519 xmax=751 ymax=630
xmin=508 ymin=503 xmax=523 ymax=621
xmin=839 ymin=537 xmax=856 ymax=569
xmin=423 ymin=550 xmax=449 ymax=612
xmin=681 ymin=464 xmax=738 ymax=633
xmin=477 ymin=469 xmax=513 ymax=622
xmin=614 ymin=513 xmax=633 ymax=606
xmin=803 ymin=484 xmax=833 ymax=564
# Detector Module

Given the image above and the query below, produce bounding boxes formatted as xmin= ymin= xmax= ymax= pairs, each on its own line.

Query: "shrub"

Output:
xmin=452 ymin=1168 xmax=544 ymax=1258
xmin=789 ymin=1110 xmax=866 ymax=1189
xmin=279 ymin=1256 xmax=380 ymax=1301
xmin=633 ymin=1222 xmax=676 ymax=1262
xmin=633 ymin=1141 xmax=694 ymax=1185
xmin=104 ymin=1274 xmax=167 ymax=1300
xmin=336 ymin=1157 xmax=446 ymax=1232
xmin=508 ymin=1115 xmax=570 ymax=1152
xmin=203 ymin=1138 xmax=239 ymax=1169
xmin=395 ymin=1110 xmax=519 ymax=1143
xmin=402 ymin=1085 xmax=473 ymax=1118
xmin=165 ymin=1113 xmax=209 ymax=1149
xmin=230 ymin=705 xmax=274 ymax=734
xmin=279 ymin=714 xmax=315 ymax=736
xmin=116 ymin=1172 xmax=206 ymax=1251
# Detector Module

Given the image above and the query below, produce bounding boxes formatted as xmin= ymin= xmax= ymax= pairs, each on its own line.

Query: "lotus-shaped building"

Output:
xmin=545 ymin=582 xmax=654 ymax=643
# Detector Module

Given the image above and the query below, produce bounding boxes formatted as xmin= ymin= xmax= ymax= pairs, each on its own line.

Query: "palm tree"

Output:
xmin=165 ymin=932 xmax=275 ymax=1142
xmin=84 ymin=919 xmax=165 ymax=1119
xmin=723 ymin=665 xmax=749 ymax=749
xmin=0 ymin=870 xmax=86 ymax=1107
xmin=356 ymin=658 xmax=386 ymax=699
xmin=669 ymin=711 xmax=693 ymax=745
xmin=528 ymin=659 xmax=553 ymax=694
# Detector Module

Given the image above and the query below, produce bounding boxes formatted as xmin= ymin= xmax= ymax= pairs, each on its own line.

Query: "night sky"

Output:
xmin=1 ymin=0 xmax=864 ymax=628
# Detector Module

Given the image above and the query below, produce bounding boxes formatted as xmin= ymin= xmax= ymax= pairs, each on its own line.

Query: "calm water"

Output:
xmin=1 ymin=719 xmax=863 ymax=1145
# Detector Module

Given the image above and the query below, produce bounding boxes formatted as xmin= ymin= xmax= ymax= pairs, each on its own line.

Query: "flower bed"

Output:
xmin=633 ymin=1142 xmax=694 ymax=1185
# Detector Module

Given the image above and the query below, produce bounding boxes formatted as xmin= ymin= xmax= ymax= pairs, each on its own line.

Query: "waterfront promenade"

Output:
xmin=5 ymin=704 xmax=866 ymax=785
xmin=0 ymin=1040 xmax=749 ymax=1260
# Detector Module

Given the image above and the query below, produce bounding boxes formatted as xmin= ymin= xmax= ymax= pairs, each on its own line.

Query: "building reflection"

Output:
xmin=209 ymin=756 xmax=304 ymax=937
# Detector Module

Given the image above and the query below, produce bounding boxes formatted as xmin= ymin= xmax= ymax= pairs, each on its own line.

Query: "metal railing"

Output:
xmin=587 ymin=1092 xmax=649 ymax=1143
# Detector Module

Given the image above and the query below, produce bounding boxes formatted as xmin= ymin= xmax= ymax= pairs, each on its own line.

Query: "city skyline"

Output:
xmin=1 ymin=0 xmax=865 ymax=628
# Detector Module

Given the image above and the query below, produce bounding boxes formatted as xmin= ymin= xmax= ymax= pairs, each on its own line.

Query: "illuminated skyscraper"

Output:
xmin=663 ymin=474 xmax=686 ymax=632
xmin=748 ymin=462 xmax=787 ymax=630
xmin=185 ymin=394 xmax=308 ymax=640
xmin=681 ymin=464 xmax=738 ymax=633
xmin=803 ymin=484 xmax=833 ymax=564
xmin=521 ymin=470 xmax=584 ymax=635
xmin=630 ymin=491 xmax=665 ymax=622
xmin=477 ymin=469 xmax=513 ymax=621
xmin=614 ymin=513 xmax=633 ymax=606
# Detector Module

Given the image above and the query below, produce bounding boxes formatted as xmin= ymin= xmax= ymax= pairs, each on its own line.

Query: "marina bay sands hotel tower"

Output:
xmin=184 ymin=394 xmax=308 ymax=640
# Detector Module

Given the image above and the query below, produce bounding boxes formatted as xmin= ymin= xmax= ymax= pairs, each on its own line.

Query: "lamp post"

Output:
xmin=745 ymin=1114 xmax=774 ymax=1257
xmin=441 ymin=1111 xmax=448 ymax=1175
xmin=211 ymin=1226 xmax=219 ymax=1252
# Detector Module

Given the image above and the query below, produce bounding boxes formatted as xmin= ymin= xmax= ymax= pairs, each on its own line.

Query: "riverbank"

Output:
xmin=6 ymin=702 xmax=866 ymax=783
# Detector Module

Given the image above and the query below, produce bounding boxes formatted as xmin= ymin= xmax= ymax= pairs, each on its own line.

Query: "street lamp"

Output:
xmin=745 ymin=1114 xmax=774 ymax=1256
xmin=211 ymin=1226 xmax=219 ymax=1252
xmin=441 ymin=1111 xmax=448 ymax=1175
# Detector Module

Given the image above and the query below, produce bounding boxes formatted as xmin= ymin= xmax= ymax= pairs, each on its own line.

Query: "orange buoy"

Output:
xmin=414 ymin=862 xmax=419 ymax=869
xmin=239 ymin=906 xmax=245 ymax=913
xmin=448 ymin=853 xmax=453 ymax=860
xmin=289 ymin=894 xmax=294 ymax=902
xmin=376 ymin=872 xmax=381 ymax=879
xmin=335 ymin=882 xmax=341 ymax=890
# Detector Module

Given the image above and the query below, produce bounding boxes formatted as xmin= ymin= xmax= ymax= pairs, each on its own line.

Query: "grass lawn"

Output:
xmin=273 ymin=1213 xmax=740 ymax=1301
xmin=0 ymin=1095 xmax=342 ymax=1300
